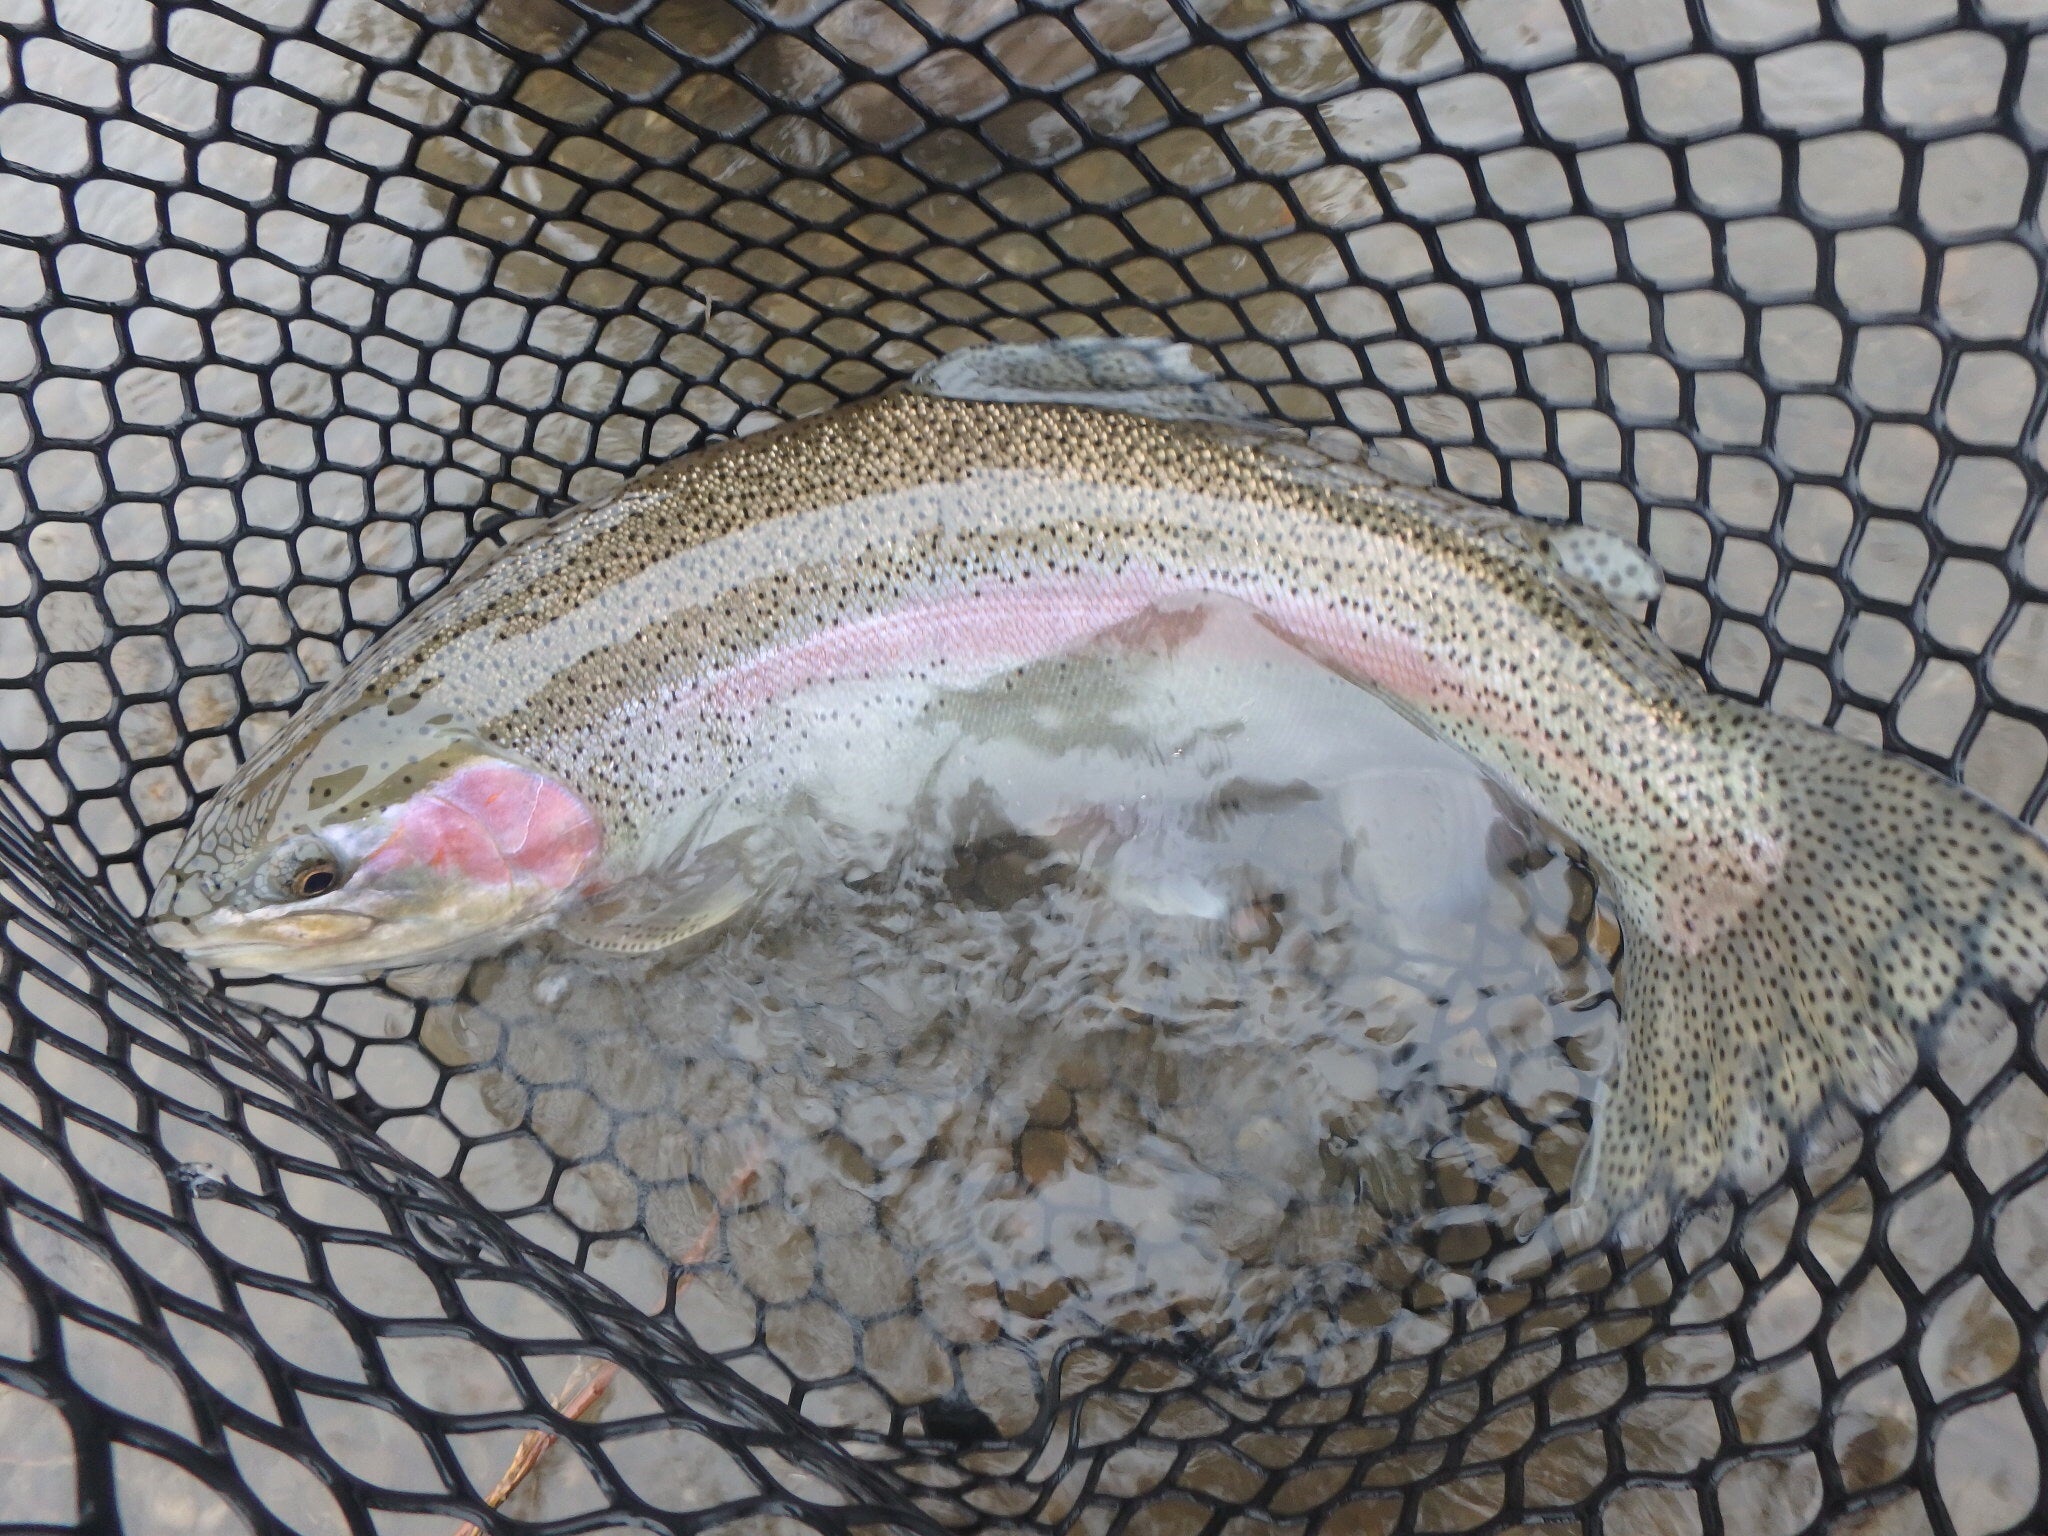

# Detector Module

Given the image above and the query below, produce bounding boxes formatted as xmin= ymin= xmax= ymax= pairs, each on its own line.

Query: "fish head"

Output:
xmin=148 ymin=696 xmax=602 ymax=978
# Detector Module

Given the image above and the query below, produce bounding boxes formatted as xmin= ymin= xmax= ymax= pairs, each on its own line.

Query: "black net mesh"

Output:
xmin=2 ymin=0 xmax=2046 ymax=1532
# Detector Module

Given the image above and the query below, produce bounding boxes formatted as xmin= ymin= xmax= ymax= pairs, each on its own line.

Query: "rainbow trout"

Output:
xmin=148 ymin=340 xmax=2048 ymax=1231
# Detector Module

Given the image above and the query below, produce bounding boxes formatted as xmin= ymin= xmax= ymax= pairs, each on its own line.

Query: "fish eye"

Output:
xmin=259 ymin=836 xmax=346 ymax=905
xmin=289 ymin=857 xmax=340 ymax=899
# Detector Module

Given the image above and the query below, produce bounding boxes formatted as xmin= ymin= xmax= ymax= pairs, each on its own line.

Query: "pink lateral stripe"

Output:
xmin=693 ymin=570 xmax=1456 ymax=724
xmin=697 ymin=576 xmax=1166 ymax=715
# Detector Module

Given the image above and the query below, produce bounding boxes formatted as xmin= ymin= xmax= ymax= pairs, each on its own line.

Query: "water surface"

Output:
xmin=442 ymin=597 xmax=1617 ymax=1433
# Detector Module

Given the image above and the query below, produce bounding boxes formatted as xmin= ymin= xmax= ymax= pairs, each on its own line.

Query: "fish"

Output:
xmin=147 ymin=338 xmax=2048 ymax=1234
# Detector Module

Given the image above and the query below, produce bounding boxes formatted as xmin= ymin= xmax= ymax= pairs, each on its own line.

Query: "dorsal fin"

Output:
xmin=1537 ymin=524 xmax=1664 ymax=606
xmin=912 ymin=338 xmax=1258 ymax=423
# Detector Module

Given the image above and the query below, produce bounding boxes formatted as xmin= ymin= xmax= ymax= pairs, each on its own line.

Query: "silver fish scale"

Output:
xmin=1 ymin=3 xmax=2045 ymax=1536
xmin=268 ymin=394 xmax=1679 ymax=834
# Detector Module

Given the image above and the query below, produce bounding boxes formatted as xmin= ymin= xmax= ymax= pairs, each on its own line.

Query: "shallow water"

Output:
xmin=441 ymin=598 xmax=1617 ymax=1426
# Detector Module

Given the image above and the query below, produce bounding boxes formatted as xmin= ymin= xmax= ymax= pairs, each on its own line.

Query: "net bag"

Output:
xmin=1 ymin=0 xmax=2044 ymax=1532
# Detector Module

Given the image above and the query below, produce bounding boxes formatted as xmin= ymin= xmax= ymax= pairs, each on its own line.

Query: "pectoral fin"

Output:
xmin=557 ymin=826 xmax=791 ymax=956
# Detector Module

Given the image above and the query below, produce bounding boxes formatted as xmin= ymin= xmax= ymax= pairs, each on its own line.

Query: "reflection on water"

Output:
xmin=439 ymin=597 xmax=1617 ymax=1428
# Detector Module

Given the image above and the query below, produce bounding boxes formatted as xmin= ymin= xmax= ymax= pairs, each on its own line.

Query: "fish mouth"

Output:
xmin=150 ymin=900 xmax=543 ymax=979
xmin=150 ymin=909 xmax=379 ymax=966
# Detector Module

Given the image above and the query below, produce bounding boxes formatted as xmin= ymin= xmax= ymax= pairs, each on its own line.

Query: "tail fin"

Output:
xmin=1580 ymin=704 xmax=2048 ymax=1243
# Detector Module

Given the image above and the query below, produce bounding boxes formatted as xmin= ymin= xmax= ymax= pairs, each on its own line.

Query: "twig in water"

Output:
xmin=452 ymin=1155 xmax=764 ymax=1534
